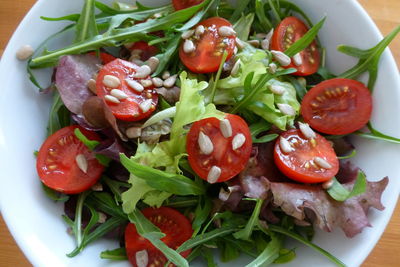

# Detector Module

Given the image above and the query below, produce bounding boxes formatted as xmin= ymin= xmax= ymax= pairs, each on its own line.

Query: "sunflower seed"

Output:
xmin=87 ymin=79 xmax=97 ymax=94
xmin=219 ymin=188 xmax=230 ymax=201
xmin=126 ymin=127 xmax=142 ymax=139
xmin=232 ymin=133 xmax=246 ymax=150
xmin=322 ymin=179 xmax=334 ymax=189
xmin=266 ymin=28 xmax=274 ymax=42
xmin=105 ymin=95 xmax=120 ymax=104
xmin=261 ymin=38 xmax=270 ymax=50
xmin=220 ymin=119 xmax=232 ymax=138
xmin=153 ymin=12 xmax=162 ymax=19
xmin=183 ymin=39 xmax=196 ymax=53
xmin=139 ymin=99 xmax=153 ymax=113
xmin=293 ymin=53 xmax=303 ymax=66
xmin=97 ymin=212 xmax=107 ymax=223
xmin=136 ymin=250 xmax=149 ymax=267
xmin=279 ymin=137 xmax=294 ymax=153
xmin=131 ymin=49 xmax=142 ymax=56
xmin=16 ymin=44 xmax=34 ymax=60
xmin=146 ymin=56 xmax=159 ymax=73
xmin=126 ymin=79 xmax=144 ymax=92
xmin=207 ymin=166 xmax=221 ymax=184
xmin=271 ymin=50 xmax=291 ymax=66
xmin=110 ymin=89 xmax=128 ymax=100
xmin=269 ymin=84 xmax=285 ymax=95
xmin=278 ymin=103 xmax=296 ymax=116
xmin=130 ymin=58 xmax=144 ymax=66
xmin=218 ymin=26 xmax=236 ymax=37
xmin=162 ymin=71 xmax=170 ymax=80
xmin=152 ymin=77 xmax=164 ymax=87
xmin=248 ymin=39 xmax=260 ymax=47
xmin=91 ymin=183 xmax=103 ymax=191
xmin=314 ymin=157 xmax=333 ymax=169
xmin=198 ymin=132 xmax=214 ymax=155
xmin=182 ymin=29 xmax=195 ymax=39
xmin=231 ymin=59 xmax=241 ymax=76
xmin=195 ymin=25 xmax=205 ymax=36
xmin=256 ymin=33 xmax=268 ymax=39
xmin=235 ymin=37 xmax=245 ymax=49
xmin=75 ymin=154 xmax=88 ymax=173
xmin=102 ymin=75 xmax=121 ymax=88
xmin=268 ymin=63 xmax=277 ymax=74
xmin=163 ymin=74 xmax=177 ymax=88
xmin=234 ymin=46 xmax=238 ymax=54
xmin=140 ymin=79 xmax=153 ymax=88
xmin=299 ymin=122 xmax=316 ymax=140
xmin=133 ymin=65 xmax=152 ymax=78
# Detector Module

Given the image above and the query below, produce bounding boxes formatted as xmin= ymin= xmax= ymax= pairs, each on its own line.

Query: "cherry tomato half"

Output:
xmin=271 ymin=16 xmax=320 ymax=76
xmin=129 ymin=41 xmax=158 ymax=61
xmin=125 ymin=207 xmax=193 ymax=266
xmin=96 ymin=59 xmax=158 ymax=121
xmin=187 ymin=114 xmax=252 ymax=183
xmin=301 ymin=78 xmax=373 ymax=135
xmin=172 ymin=0 xmax=204 ymax=10
xmin=36 ymin=126 xmax=104 ymax=194
xmin=88 ymin=52 xmax=117 ymax=65
xmin=179 ymin=17 xmax=236 ymax=73
xmin=274 ymin=129 xmax=339 ymax=183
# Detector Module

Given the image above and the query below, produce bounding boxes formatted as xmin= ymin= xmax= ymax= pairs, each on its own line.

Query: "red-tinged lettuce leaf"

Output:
xmin=336 ymin=160 xmax=359 ymax=184
xmin=156 ymin=86 xmax=181 ymax=104
xmin=55 ymin=54 xmax=101 ymax=115
xmin=269 ymin=177 xmax=388 ymax=238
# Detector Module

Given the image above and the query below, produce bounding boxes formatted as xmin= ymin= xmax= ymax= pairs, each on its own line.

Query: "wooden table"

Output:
xmin=0 ymin=0 xmax=399 ymax=266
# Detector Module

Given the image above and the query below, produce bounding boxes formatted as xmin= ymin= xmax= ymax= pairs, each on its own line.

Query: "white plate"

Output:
xmin=0 ymin=0 xmax=399 ymax=266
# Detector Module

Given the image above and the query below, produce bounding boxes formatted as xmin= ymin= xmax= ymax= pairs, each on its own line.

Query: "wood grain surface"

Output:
xmin=0 ymin=0 xmax=399 ymax=266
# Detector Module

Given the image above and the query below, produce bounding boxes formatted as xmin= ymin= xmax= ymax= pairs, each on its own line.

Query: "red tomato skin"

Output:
xmin=36 ymin=126 xmax=104 ymax=194
xmin=179 ymin=17 xmax=236 ymax=73
xmin=186 ymin=114 xmax=252 ymax=182
xmin=274 ymin=129 xmax=339 ymax=183
xmin=88 ymin=52 xmax=116 ymax=64
xmin=125 ymin=207 xmax=193 ymax=266
xmin=96 ymin=59 xmax=158 ymax=121
xmin=172 ymin=0 xmax=204 ymax=10
xmin=129 ymin=41 xmax=158 ymax=61
xmin=271 ymin=16 xmax=320 ymax=76
xmin=301 ymin=78 xmax=373 ymax=135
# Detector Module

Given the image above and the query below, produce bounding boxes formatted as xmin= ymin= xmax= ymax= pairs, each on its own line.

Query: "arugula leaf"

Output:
xmin=75 ymin=0 xmax=98 ymax=43
xmin=153 ymin=35 xmax=180 ymax=76
xmin=40 ymin=14 xmax=80 ymax=22
xmin=100 ymin=247 xmax=127 ymax=260
xmin=233 ymin=198 xmax=264 ymax=240
xmin=274 ymin=248 xmax=296 ymax=264
xmin=86 ymin=192 xmax=127 ymax=219
xmin=192 ymin=197 xmax=213 ymax=235
xmin=208 ymin=51 xmax=229 ymax=104
xmin=355 ymin=122 xmax=400 ymax=144
xmin=47 ymin=91 xmax=71 ymax=136
xmin=102 ymin=176 xmax=130 ymax=203
xmin=201 ymin=248 xmax=218 ymax=267
xmin=74 ymin=128 xmax=111 ymax=166
xmin=255 ymin=0 xmax=273 ymax=31
xmin=42 ymin=184 xmax=69 ymax=202
xmin=129 ymin=209 xmax=189 ymax=267
xmin=338 ymin=25 xmax=400 ymax=90
xmin=230 ymin=0 xmax=251 ymax=22
xmin=267 ymin=224 xmax=346 ymax=267
xmin=219 ymin=240 xmax=241 ymax=262
xmin=120 ymin=154 xmax=205 ymax=196
xmin=284 ymin=17 xmax=326 ymax=57
xmin=245 ymin=232 xmax=283 ymax=267
xmin=268 ymin=0 xmax=282 ymax=23
xmin=234 ymin=13 xmax=255 ymax=41
xmin=327 ymin=171 xmax=367 ymax=202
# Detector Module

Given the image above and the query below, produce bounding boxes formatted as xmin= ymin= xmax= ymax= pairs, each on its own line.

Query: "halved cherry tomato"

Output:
xmin=125 ymin=207 xmax=193 ymax=266
xmin=186 ymin=114 xmax=252 ymax=183
xmin=36 ymin=126 xmax=104 ymax=194
xmin=129 ymin=41 xmax=158 ymax=61
xmin=274 ymin=129 xmax=339 ymax=183
xmin=179 ymin=17 xmax=236 ymax=73
xmin=301 ymin=78 xmax=373 ymax=135
xmin=172 ymin=0 xmax=204 ymax=10
xmin=271 ymin=16 xmax=320 ymax=76
xmin=88 ymin=51 xmax=116 ymax=64
xmin=96 ymin=59 xmax=158 ymax=121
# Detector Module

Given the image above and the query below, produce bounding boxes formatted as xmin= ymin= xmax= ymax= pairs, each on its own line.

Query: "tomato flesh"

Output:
xmin=96 ymin=59 xmax=158 ymax=121
xmin=271 ymin=16 xmax=320 ymax=76
xmin=36 ymin=126 xmax=104 ymax=194
xmin=274 ymin=129 xmax=339 ymax=183
xmin=179 ymin=17 xmax=236 ymax=73
xmin=125 ymin=207 xmax=193 ymax=267
xmin=187 ymin=114 xmax=252 ymax=183
xmin=172 ymin=0 xmax=204 ymax=10
xmin=301 ymin=78 xmax=373 ymax=135
xmin=129 ymin=41 xmax=158 ymax=61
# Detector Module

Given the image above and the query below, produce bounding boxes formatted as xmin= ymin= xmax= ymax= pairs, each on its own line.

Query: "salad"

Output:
xmin=20 ymin=0 xmax=400 ymax=266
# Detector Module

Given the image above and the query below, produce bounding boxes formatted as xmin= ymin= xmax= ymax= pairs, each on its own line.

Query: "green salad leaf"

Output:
xmin=327 ymin=171 xmax=367 ymax=202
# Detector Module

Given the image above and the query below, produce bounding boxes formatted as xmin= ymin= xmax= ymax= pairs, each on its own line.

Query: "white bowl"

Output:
xmin=0 ymin=0 xmax=399 ymax=266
